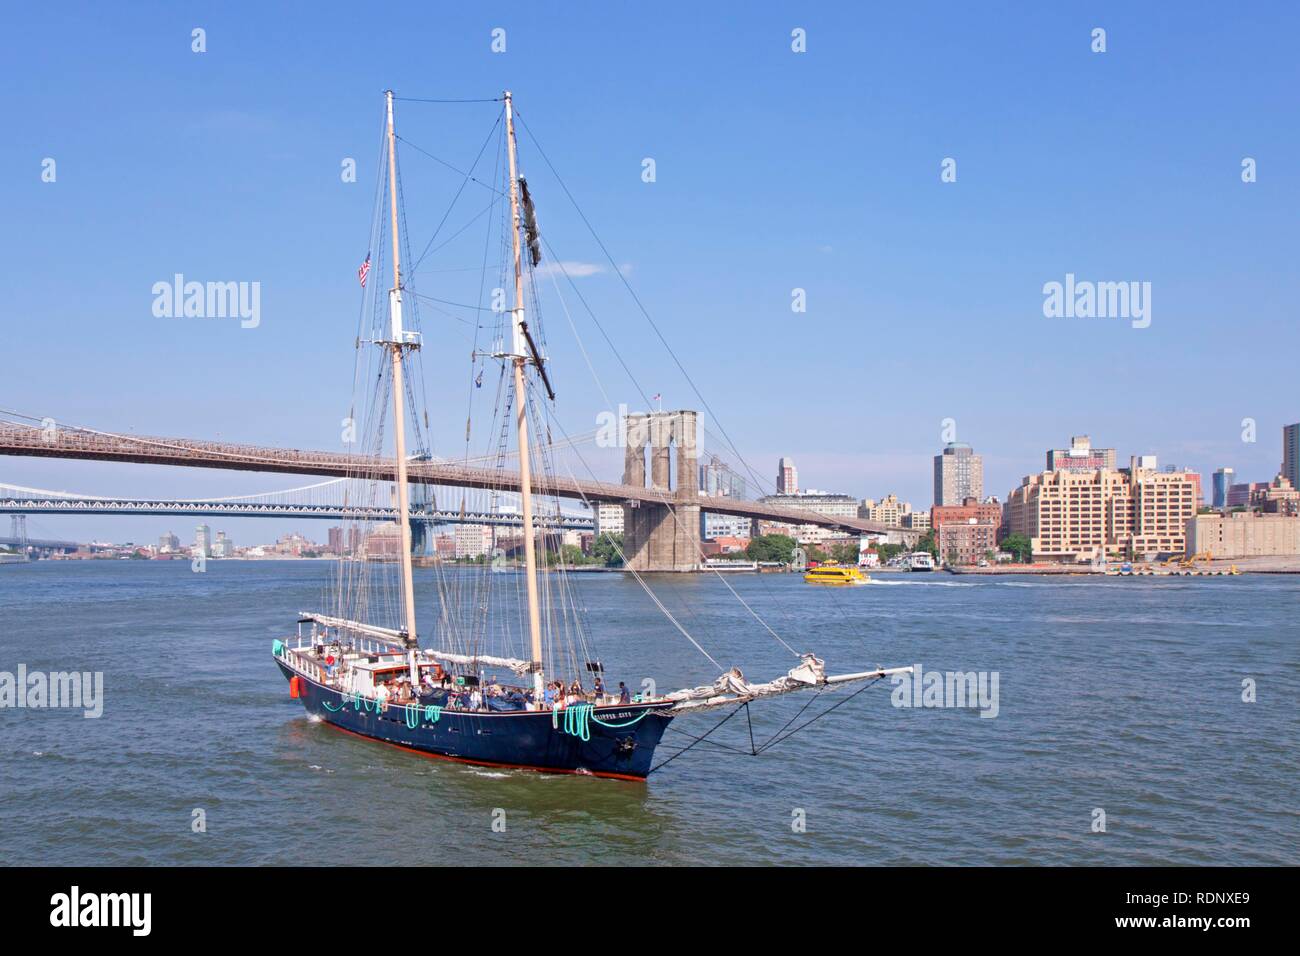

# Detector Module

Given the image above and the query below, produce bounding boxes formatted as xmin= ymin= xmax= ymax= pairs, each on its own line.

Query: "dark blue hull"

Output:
xmin=277 ymin=660 xmax=674 ymax=780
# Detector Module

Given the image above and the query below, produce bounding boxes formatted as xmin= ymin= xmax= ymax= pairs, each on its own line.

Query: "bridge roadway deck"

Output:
xmin=0 ymin=425 xmax=890 ymax=536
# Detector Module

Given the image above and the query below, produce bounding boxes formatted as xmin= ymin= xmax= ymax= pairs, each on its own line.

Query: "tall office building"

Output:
xmin=453 ymin=524 xmax=494 ymax=559
xmin=1227 ymin=481 xmax=1268 ymax=509
xmin=699 ymin=455 xmax=746 ymax=499
xmin=1249 ymin=474 xmax=1300 ymax=516
xmin=933 ymin=442 xmax=983 ymax=506
xmin=594 ymin=503 xmax=625 ymax=537
xmin=194 ymin=524 xmax=211 ymax=558
xmin=1046 ymin=435 xmax=1116 ymax=473
xmin=1283 ymin=423 xmax=1299 ymax=493
xmin=1212 ymin=468 xmax=1234 ymax=509
xmin=775 ymin=457 xmax=799 ymax=495
xmin=1006 ymin=464 xmax=1198 ymax=560
xmin=859 ymin=494 xmax=913 ymax=528
xmin=701 ymin=512 xmax=753 ymax=540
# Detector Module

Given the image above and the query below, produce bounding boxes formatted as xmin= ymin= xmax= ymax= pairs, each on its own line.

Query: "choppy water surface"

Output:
xmin=1 ymin=562 xmax=1296 ymax=865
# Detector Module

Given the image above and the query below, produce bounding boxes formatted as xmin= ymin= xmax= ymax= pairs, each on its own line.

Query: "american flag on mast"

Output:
xmin=357 ymin=252 xmax=371 ymax=288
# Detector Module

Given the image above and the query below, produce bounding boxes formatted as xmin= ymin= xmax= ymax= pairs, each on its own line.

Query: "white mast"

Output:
xmin=384 ymin=90 xmax=421 ymax=684
xmin=504 ymin=91 xmax=546 ymax=698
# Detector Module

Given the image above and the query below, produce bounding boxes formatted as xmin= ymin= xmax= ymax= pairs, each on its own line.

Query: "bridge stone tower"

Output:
xmin=622 ymin=410 xmax=700 ymax=572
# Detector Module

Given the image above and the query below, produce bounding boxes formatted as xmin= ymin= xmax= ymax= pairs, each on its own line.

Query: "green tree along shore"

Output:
xmin=745 ymin=533 xmax=797 ymax=564
xmin=999 ymin=533 xmax=1032 ymax=563
xmin=450 ymin=533 xmax=627 ymax=568
xmin=441 ymin=531 xmax=991 ymax=570
xmin=913 ymin=530 xmax=938 ymax=558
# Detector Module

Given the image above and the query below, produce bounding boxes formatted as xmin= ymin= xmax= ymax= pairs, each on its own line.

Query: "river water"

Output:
xmin=1 ymin=561 xmax=1295 ymax=865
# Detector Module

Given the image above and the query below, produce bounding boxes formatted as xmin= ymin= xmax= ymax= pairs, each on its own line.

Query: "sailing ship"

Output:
xmin=273 ymin=91 xmax=910 ymax=780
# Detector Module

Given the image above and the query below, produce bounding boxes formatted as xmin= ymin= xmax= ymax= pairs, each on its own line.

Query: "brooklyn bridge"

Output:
xmin=0 ymin=412 xmax=892 ymax=571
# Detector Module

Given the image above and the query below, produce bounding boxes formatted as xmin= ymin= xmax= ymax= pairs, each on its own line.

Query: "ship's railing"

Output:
xmin=282 ymin=644 xmax=329 ymax=685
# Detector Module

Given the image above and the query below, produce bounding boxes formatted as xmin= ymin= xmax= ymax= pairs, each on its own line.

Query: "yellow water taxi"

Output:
xmin=803 ymin=565 xmax=868 ymax=586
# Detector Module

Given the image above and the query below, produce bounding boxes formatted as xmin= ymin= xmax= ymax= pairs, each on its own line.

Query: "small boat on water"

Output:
xmin=906 ymin=552 xmax=936 ymax=572
xmin=804 ymin=565 xmax=868 ymax=586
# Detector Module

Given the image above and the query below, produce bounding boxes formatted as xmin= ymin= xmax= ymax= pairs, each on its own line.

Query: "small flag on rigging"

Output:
xmin=475 ymin=368 xmax=484 ymax=388
xmin=357 ymin=252 xmax=371 ymax=288
xmin=652 ymin=393 xmax=661 ymax=401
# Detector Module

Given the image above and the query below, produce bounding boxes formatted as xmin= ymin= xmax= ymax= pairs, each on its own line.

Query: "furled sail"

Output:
xmin=667 ymin=655 xmax=913 ymax=713
xmin=422 ymin=649 xmax=533 ymax=677
xmin=299 ymin=611 xmax=406 ymax=644
xmin=299 ymin=612 xmax=533 ymax=675
xmin=519 ymin=176 xmax=541 ymax=266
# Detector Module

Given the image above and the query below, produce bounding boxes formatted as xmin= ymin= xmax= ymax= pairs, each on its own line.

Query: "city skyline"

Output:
xmin=8 ymin=419 xmax=1299 ymax=547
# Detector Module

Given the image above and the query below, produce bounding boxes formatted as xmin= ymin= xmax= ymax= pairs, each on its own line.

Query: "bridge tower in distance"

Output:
xmin=10 ymin=515 xmax=28 ymax=555
xmin=621 ymin=410 xmax=701 ymax=572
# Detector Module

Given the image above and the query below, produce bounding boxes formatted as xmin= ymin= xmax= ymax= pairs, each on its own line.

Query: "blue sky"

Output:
xmin=3 ymin=1 xmax=1298 ymax=544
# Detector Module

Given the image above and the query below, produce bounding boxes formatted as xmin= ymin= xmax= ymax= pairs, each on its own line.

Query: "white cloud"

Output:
xmin=536 ymin=260 xmax=605 ymax=278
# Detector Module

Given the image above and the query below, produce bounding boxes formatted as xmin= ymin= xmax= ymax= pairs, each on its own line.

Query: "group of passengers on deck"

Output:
xmin=369 ymin=668 xmax=633 ymax=713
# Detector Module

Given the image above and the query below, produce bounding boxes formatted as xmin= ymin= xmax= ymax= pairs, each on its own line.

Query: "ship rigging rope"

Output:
xmin=396 ymin=134 xmax=503 ymax=196
xmin=462 ymin=113 xmax=505 ymax=464
xmin=395 ymin=135 xmax=435 ymax=461
xmin=408 ymin=195 xmax=508 ymax=273
xmin=752 ymin=675 xmax=886 ymax=754
xmin=541 ymin=428 xmax=720 ymax=670
xmin=398 ymin=111 xmax=504 ymax=276
xmin=393 ymin=95 xmax=504 ymax=104
xmin=649 ymin=676 xmax=888 ymax=775
xmin=533 ymin=383 xmax=798 ymax=661
xmin=647 ymin=705 xmax=746 ymax=775
xmin=523 ymin=182 xmax=804 ymax=653
xmin=519 ymin=198 xmax=785 ymax=654
xmin=514 ymin=109 xmax=854 ymax=535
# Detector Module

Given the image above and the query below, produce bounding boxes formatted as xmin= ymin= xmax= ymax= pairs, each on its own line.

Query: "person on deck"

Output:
xmin=469 ymin=687 xmax=483 ymax=711
xmin=618 ymin=682 xmax=631 ymax=705
xmin=543 ymin=683 xmax=556 ymax=710
xmin=593 ymin=676 xmax=605 ymax=702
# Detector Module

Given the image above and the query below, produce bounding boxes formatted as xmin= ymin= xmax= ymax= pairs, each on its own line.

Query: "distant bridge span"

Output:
xmin=0 ymin=423 xmax=890 ymax=536
xmin=0 ymin=484 xmax=593 ymax=531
